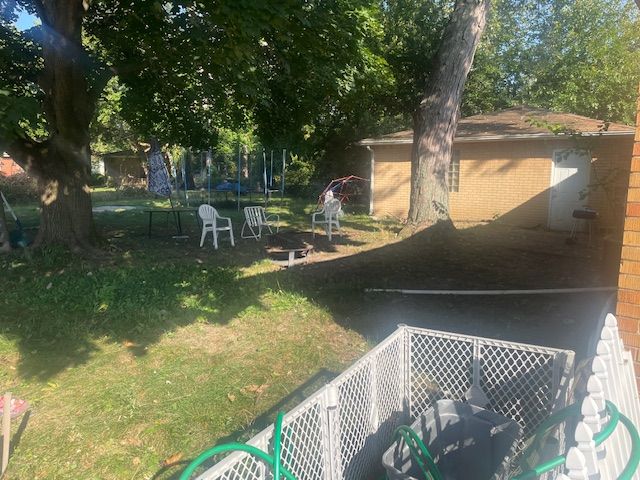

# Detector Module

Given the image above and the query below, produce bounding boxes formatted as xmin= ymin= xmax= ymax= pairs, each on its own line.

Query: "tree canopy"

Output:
xmin=0 ymin=0 xmax=381 ymax=248
xmin=0 ymin=0 xmax=638 ymax=249
xmin=1 ymin=1 xmax=380 ymax=149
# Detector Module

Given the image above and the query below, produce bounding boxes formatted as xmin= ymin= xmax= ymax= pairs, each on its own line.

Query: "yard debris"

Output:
xmin=242 ymin=384 xmax=269 ymax=396
xmin=161 ymin=452 xmax=183 ymax=467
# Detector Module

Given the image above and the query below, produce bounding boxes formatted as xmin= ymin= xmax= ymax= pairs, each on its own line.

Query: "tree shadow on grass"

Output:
xmin=2 ymin=222 xmax=366 ymax=381
xmin=3 ymin=205 xmax=609 ymax=382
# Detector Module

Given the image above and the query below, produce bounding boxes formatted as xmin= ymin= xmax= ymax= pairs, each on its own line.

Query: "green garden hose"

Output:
xmin=394 ymin=425 xmax=443 ymax=480
xmin=392 ymin=399 xmax=638 ymax=480
xmin=273 ymin=411 xmax=284 ymax=480
xmin=180 ymin=399 xmax=638 ymax=480
xmin=617 ymin=412 xmax=640 ymax=480
xmin=513 ymin=400 xmax=640 ymax=480
xmin=179 ymin=412 xmax=295 ymax=480
xmin=517 ymin=402 xmax=581 ymax=470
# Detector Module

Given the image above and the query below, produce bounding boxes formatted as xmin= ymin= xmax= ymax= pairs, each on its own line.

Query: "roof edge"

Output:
xmin=357 ymin=130 xmax=635 ymax=146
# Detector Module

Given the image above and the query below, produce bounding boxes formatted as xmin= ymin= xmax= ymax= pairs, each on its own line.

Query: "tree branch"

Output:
xmin=2 ymin=133 xmax=46 ymax=176
xmin=111 ymin=63 xmax=144 ymax=78
xmin=31 ymin=0 xmax=48 ymax=25
xmin=88 ymin=66 xmax=115 ymax=107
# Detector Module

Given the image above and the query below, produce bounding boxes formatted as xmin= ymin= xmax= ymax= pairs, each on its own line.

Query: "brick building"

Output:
xmin=359 ymin=107 xmax=635 ymax=232
xmin=0 ymin=154 xmax=24 ymax=177
xmin=617 ymin=92 xmax=640 ymax=381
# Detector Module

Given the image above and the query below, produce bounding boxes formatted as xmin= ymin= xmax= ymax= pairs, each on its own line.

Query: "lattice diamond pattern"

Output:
xmin=200 ymin=452 xmax=264 ymax=480
xmin=357 ymin=338 xmax=406 ymax=480
xmin=274 ymin=403 xmax=325 ymax=480
xmin=480 ymin=345 xmax=554 ymax=438
xmin=409 ymin=333 xmax=473 ymax=419
xmin=375 ymin=339 xmax=405 ymax=441
xmin=196 ymin=328 xmax=572 ymax=480
xmin=336 ymin=362 xmax=377 ymax=480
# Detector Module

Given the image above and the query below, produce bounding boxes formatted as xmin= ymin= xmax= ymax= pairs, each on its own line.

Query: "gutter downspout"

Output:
xmin=366 ymin=146 xmax=374 ymax=216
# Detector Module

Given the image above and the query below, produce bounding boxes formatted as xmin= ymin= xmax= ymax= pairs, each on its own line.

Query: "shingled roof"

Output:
xmin=358 ymin=106 xmax=634 ymax=145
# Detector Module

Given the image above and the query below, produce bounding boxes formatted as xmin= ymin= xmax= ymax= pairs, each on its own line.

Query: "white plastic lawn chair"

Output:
xmin=311 ymin=197 xmax=342 ymax=241
xmin=241 ymin=206 xmax=279 ymax=240
xmin=198 ymin=204 xmax=235 ymax=249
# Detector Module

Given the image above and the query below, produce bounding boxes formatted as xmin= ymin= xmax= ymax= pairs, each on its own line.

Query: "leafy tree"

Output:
xmin=91 ymin=78 xmax=139 ymax=155
xmin=253 ymin=3 xmax=393 ymax=147
xmin=0 ymin=0 xmax=374 ymax=251
xmin=378 ymin=0 xmax=639 ymax=226
xmin=521 ymin=0 xmax=640 ymax=124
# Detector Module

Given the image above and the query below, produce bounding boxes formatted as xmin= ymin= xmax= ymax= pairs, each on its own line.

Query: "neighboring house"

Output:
xmin=0 ymin=153 xmax=24 ymax=177
xmin=97 ymin=150 xmax=146 ymax=187
xmin=358 ymin=107 xmax=635 ymax=231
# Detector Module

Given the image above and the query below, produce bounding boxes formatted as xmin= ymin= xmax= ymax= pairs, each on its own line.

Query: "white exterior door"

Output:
xmin=548 ymin=149 xmax=591 ymax=231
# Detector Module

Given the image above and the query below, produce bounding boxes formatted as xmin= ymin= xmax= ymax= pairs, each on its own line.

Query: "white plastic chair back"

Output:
xmin=244 ymin=206 xmax=265 ymax=227
xmin=198 ymin=204 xmax=234 ymax=249
xmin=241 ymin=206 xmax=279 ymax=240
xmin=324 ymin=198 xmax=341 ymax=218
xmin=311 ymin=198 xmax=342 ymax=241
xmin=198 ymin=204 xmax=216 ymax=223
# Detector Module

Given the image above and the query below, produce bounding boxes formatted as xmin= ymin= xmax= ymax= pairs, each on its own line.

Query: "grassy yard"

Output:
xmin=1 ymin=189 xmax=608 ymax=479
xmin=1 ymin=192 xmax=387 ymax=479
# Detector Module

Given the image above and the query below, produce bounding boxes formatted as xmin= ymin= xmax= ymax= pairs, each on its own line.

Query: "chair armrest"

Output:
xmin=265 ymin=214 xmax=279 ymax=223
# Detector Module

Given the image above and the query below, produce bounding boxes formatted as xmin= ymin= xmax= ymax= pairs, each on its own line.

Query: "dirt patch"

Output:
xmin=287 ymin=222 xmax=610 ymax=360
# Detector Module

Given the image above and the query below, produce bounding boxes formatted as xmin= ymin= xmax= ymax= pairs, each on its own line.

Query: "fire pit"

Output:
xmin=265 ymin=231 xmax=314 ymax=267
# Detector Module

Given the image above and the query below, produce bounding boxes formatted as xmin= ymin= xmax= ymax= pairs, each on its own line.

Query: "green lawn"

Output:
xmin=2 ymin=189 xmax=605 ymax=479
xmin=0 ymin=191 xmax=390 ymax=479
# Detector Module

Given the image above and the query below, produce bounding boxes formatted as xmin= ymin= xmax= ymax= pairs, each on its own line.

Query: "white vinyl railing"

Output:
xmin=557 ymin=313 xmax=640 ymax=480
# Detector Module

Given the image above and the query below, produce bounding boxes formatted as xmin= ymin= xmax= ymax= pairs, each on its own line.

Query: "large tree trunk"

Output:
xmin=407 ymin=0 xmax=490 ymax=227
xmin=8 ymin=0 xmax=98 ymax=250
xmin=33 ymin=139 xmax=96 ymax=249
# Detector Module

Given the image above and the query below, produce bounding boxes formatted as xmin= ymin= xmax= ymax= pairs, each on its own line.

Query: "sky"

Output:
xmin=14 ymin=8 xmax=38 ymax=31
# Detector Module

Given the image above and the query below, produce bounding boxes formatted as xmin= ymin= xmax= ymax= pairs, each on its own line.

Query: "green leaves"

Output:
xmin=465 ymin=0 xmax=640 ymax=123
xmin=0 ymin=7 xmax=44 ymax=145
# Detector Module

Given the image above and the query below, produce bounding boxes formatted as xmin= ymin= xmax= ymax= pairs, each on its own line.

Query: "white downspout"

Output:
xmin=366 ymin=146 xmax=374 ymax=216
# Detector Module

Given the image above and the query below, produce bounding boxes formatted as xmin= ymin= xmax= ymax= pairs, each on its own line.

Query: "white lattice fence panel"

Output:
xmin=275 ymin=398 xmax=328 ymax=480
xmin=196 ymin=393 xmax=329 ymax=480
xmin=195 ymin=326 xmax=574 ymax=480
xmin=196 ymin=451 xmax=265 ymax=480
xmin=374 ymin=338 xmax=407 ymax=441
xmin=331 ymin=333 xmax=406 ymax=480
xmin=480 ymin=344 xmax=556 ymax=438
xmin=407 ymin=329 xmax=572 ymax=438
xmin=408 ymin=331 xmax=473 ymax=419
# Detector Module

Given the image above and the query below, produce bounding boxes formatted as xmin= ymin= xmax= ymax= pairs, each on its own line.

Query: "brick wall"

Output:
xmin=616 ymin=94 xmax=640 ymax=378
xmin=0 ymin=156 xmax=23 ymax=177
xmin=372 ymin=137 xmax=633 ymax=228
xmin=449 ymin=140 xmax=552 ymax=226
xmin=371 ymin=145 xmax=411 ymax=220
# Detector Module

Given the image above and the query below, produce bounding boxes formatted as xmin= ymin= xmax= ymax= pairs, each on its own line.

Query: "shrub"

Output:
xmin=0 ymin=173 xmax=38 ymax=203
xmin=286 ymin=154 xmax=316 ymax=197
xmin=116 ymin=175 xmax=151 ymax=198
xmin=90 ymin=173 xmax=107 ymax=187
